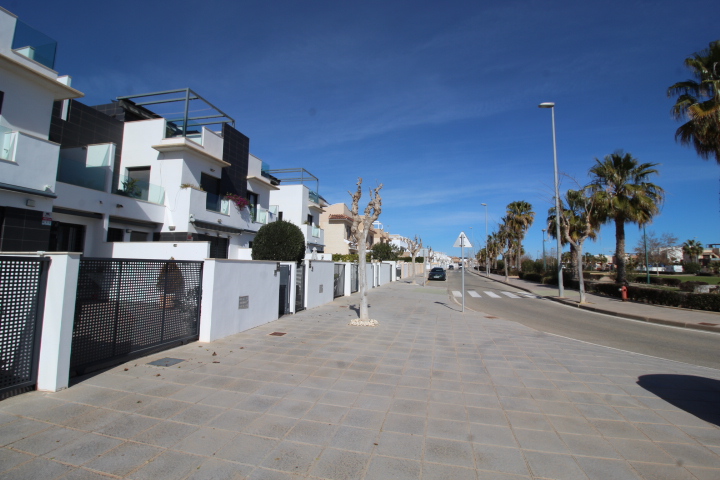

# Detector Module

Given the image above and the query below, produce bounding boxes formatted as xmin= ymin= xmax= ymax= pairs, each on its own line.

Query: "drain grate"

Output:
xmin=147 ymin=357 xmax=185 ymax=367
xmin=699 ymin=322 xmax=718 ymax=326
xmin=269 ymin=332 xmax=287 ymax=336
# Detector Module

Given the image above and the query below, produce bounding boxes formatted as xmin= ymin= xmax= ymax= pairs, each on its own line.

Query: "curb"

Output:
xmin=469 ymin=270 xmax=720 ymax=334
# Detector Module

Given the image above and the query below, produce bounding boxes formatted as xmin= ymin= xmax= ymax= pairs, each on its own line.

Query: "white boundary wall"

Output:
xmin=200 ymin=260 xmax=279 ymax=342
xmin=112 ymin=241 xmax=210 ymax=260
xmin=305 ymin=260 xmax=334 ymax=309
xmin=379 ymin=263 xmax=392 ymax=285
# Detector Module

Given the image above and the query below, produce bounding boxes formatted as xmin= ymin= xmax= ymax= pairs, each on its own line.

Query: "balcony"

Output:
xmin=206 ymin=193 xmax=230 ymax=215
xmin=56 ymin=144 xmax=113 ymax=192
xmin=308 ymin=190 xmax=320 ymax=205
xmin=114 ymin=174 xmax=165 ymax=205
xmin=305 ymin=224 xmax=324 ymax=246
xmin=253 ymin=205 xmax=278 ymax=224
xmin=12 ymin=19 xmax=57 ymax=69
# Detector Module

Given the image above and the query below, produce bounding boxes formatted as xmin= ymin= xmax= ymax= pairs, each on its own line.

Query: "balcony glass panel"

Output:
xmin=115 ymin=174 xmax=165 ymax=205
xmin=57 ymin=149 xmax=107 ymax=191
xmin=0 ymin=126 xmax=17 ymax=161
xmin=205 ymin=193 xmax=230 ymax=214
xmin=312 ymin=225 xmax=321 ymax=238
xmin=12 ymin=20 xmax=57 ymax=69
xmin=308 ymin=190 xmax=320 ymax=204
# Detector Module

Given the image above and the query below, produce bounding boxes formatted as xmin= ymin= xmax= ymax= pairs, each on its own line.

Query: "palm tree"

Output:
xmin=588 ymin=151 xmax=664 ymax=284
xmin=505 ymin=201 xmax=535 ymax=270
xmin=498 ymin=218 xmax=513 ymax=281
xmin=667 ymin=40 xmax=720 ymax=163
xmin=682 ymin=239 xmax=704 ymax=263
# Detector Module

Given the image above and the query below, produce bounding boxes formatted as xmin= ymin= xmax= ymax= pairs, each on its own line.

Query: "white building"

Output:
xmin=0 ymin=7 xmax=83 ymax=251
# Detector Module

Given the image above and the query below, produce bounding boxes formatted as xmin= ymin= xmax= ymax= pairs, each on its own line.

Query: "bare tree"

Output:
xmin=349 ymin=178 xmax=383 ymax=325
xmin=405 ymin=235 xmax=422 ymax=285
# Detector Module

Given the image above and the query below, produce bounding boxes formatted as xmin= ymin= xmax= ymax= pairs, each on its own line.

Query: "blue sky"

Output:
xmin=11 ymin=0 xmax=719 ymax=259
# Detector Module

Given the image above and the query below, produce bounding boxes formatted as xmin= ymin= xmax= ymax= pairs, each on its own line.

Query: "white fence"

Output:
xmin=5 ymin=253 xmax=399 ymax=393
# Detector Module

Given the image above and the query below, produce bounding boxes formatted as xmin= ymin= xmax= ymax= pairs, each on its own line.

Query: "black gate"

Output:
xmin=0 ymin=256 xmax=49 ymax=398
xmin=351 ymin=264 xmax=359 ymax=293
xmin=295 ymin=265 xmax=305 ymax=312
xmin=278 ymin=265 xmax=291 ymax=316
xmin=70 ymin=258 xmax=202 ymax=375
xmin=334 ymin=264 xmax=345 ymax=298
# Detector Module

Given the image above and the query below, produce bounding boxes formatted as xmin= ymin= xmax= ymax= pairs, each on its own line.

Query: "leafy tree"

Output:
xmin=251 ymin=220 xmax=306 ymax=263
xmin=667 ymin=40 xmax=720 ymax=164
xmin=371 ymin=242 xmax=397 ymax=261
xmin=349 ymin=178 xmax=383 ymax=324
xmin=684 ymin=262 xmax=702 ymax=274
xmin=587 ymin=151 xmax=664 ymax=284
xmin=547 ymin=189 xmax=602 ymax=303
xmin=682 ymin=239 xmax=704 ymax=263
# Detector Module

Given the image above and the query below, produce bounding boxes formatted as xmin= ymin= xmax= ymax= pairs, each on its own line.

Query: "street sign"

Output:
xmin=453 ymin=231 xmax=472 ymax=248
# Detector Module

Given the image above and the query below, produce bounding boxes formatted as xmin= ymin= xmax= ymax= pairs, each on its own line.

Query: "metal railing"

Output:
xmin=71 ymin=258 xmax=202 ymax=374
xmin=0 ymin=256 xmax=49 ymax=398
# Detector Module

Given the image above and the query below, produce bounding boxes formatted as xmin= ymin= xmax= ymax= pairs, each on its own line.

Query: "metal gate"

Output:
xmin=295 ymin=265 xmax=305 ymax=312
xmin=70 ymin=258 xmax=202 ymax=375
xmin=351 ymin=264 xmax=359 ymax=293
xmin=0 ymin=256 xmax=49 ymax=398
xmin=333 ymin=264 xmax=345 ymax=298
xmin=278 ymin=265 xmax=290 ymax=316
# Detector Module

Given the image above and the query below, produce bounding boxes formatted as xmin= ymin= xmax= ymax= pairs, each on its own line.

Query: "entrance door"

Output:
xmin=295 ymin=265 xmax=305 ymax=312
xmin=278 ymin=265 xmax=290 ymax=316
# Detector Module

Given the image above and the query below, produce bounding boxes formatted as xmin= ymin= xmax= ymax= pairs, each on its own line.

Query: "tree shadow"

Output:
xmin=348 ymin=304 xmax=371 ymax=315
xmin=637 ymin=374 xmax=720 ymax=426
xmin=434 ymin=301 xmax=461 ymax=312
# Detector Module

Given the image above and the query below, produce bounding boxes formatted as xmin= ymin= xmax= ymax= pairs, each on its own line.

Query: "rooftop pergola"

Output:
xmin=116 ymin=88 xmax=235 ymax=137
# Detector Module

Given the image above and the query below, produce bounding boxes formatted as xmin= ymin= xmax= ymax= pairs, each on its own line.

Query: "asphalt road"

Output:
xmin=438 ymin=270 xmax=720 ymax=370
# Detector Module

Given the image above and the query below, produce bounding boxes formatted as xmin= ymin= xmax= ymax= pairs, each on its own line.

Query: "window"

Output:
xmin=247 ymin=191 xmax=258 ymax=222
xmin=201 ymin=173 xmax=222 ymax=212
xmin=0 ymin=91 xmax=4 ymax=115
xmin=307 ymin=214 xmax=313 ymax=225
xmin=197 ymin=234 xmax=228 ymax=259
xmin=107 ymin=227 xmax=123 ymax=242
xmin=278 ymin=211 xmax=283 ymax=221
xmin=129 ymin=231 xmax=148 ymax=242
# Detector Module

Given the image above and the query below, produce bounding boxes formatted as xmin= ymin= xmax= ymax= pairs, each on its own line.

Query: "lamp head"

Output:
xmin=481 ymin=203 xmax=487 ymax=206
xmin=538 ymin=102 xmax=555 ymax=108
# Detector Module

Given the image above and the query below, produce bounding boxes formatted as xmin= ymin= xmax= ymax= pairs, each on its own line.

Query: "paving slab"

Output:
xmin=1 ymin=280 xmax=720 ymax=478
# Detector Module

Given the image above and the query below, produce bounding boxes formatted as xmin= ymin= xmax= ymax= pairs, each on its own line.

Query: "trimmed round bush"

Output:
xmin=251 ymin=220 xmax=306 ymax=263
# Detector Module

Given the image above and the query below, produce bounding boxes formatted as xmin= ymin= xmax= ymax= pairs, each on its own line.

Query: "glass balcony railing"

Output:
xmin=57 ymin=154 xmax=106 ymax=191
xmin=312 ymin=225 xmax=321 ymax=238
xmin=12 ymin=19 xmax=57 ymax=69
xmin=115 ymin=174 xmax=165 ymax=205
xmin=205 ymin=192 xmax=229 ymax=214
xmin=308 ymin=190 xmax=320 ymax=204
xmin=0 ymin=126 xmax=17 ymax=161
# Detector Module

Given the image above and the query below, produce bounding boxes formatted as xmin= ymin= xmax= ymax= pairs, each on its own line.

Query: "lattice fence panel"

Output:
xmin=71 ymin=259 xmax=202 ymax=372
xmin=0 ymin=257 xmax=49 ymax=396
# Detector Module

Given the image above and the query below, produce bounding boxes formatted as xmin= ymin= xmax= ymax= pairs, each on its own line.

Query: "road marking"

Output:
xmin=484 ymin=291 xmax=501 ymax=298
xmin=468 ymin=290 xmax=481 ymax=298
xmin=452 ymin=291 xmax=462 ymax=297
xmin=501 ymin=292 xmax=521 ymax=298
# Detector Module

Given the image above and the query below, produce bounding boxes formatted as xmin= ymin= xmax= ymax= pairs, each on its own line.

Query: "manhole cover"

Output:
xmin=269 ymin=332 xmax=287 ymax=336
xmin=147 ymin=357 xmax=185 ymax=367
xmin=699 ymin=322 xmax=718 ymax=326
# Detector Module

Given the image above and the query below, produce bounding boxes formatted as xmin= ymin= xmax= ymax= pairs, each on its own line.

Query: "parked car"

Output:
xmin=448 ymin=265 xmax=454 ymax=270
xmin=428 ymin=267 xmax=446 ymax=281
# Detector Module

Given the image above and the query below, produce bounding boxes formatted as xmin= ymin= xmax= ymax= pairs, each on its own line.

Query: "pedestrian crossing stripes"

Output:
xmin=451 ymin=290 xmax=539 ymax=300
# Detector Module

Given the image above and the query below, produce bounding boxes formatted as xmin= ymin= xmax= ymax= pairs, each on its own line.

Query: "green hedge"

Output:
xmin=584 ymin=281 xmax=720 ymax=312
xmin=632 ymin=275 xmax=682 ymax=287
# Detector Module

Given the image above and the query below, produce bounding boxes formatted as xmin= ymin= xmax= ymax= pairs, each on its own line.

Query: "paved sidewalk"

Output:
xmin=2 ymin=281 xmax=720 ymax=479
xmin=471 ymin=271 xmax=720 ymax=333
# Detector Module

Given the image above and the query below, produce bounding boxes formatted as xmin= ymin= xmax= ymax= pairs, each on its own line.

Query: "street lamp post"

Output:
xmin=539 ymin=102 xmax=564 ymax=297
xmin=542 ymin=228 xmax=547 ymax=271
xmin=481 ymin=203 xmax=488 ymax=276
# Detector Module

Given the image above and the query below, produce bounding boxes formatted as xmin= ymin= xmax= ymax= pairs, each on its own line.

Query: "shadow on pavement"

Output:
xmin=637 ymin=374 xmax=720 ymax=426
xmin=434 ymin=301 xmax=461 ymax=312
